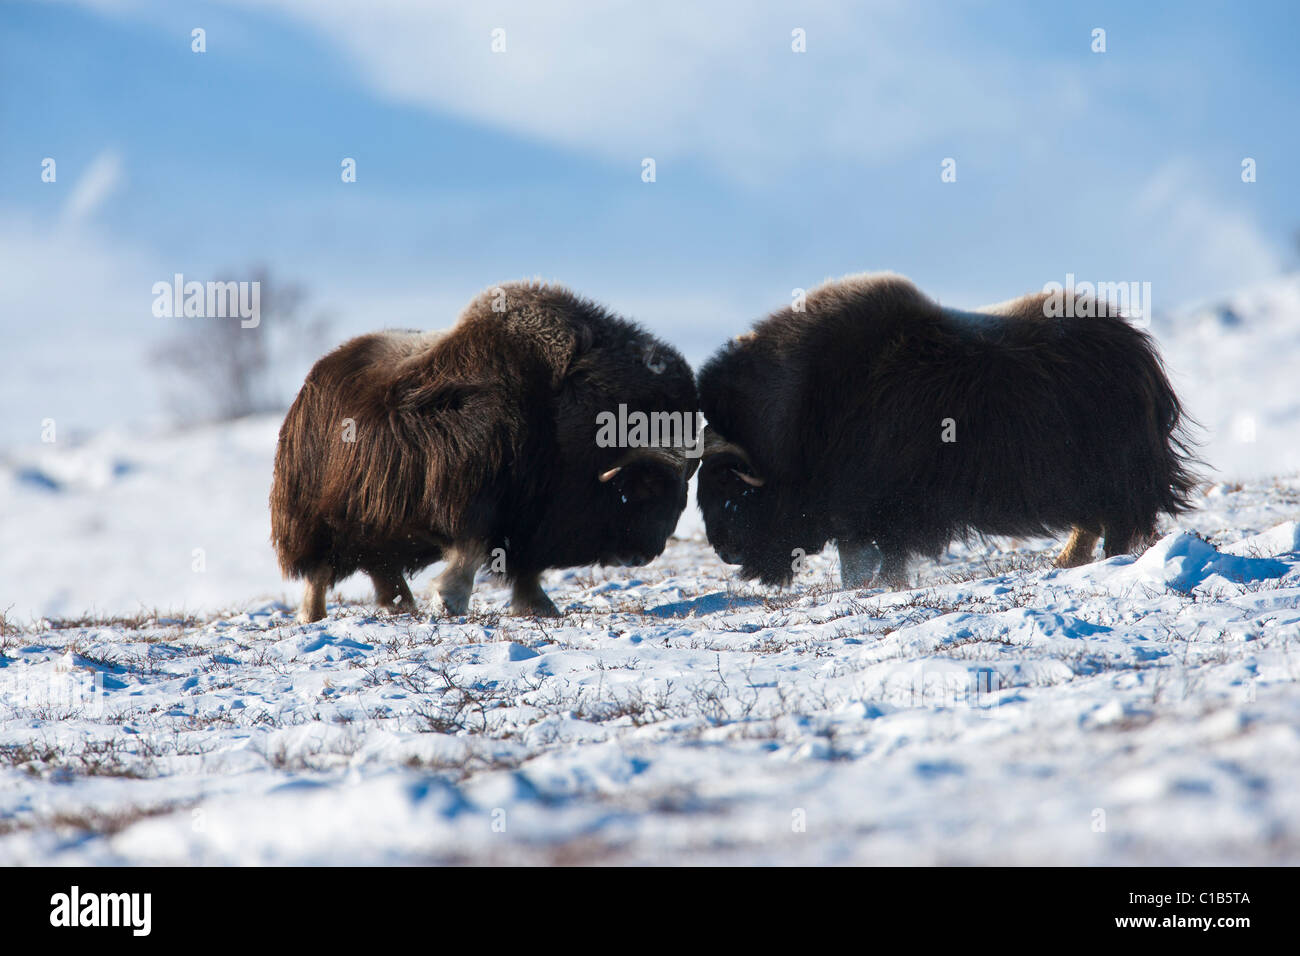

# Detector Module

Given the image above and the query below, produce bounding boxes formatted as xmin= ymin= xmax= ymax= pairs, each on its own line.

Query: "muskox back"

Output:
xmin=272 ymin=281 xmax=698 ymax=622
xmin=271 ymin=329 xmax=470 ymax=581
xmin=696 ymin=273 xmax=1198 ymax=587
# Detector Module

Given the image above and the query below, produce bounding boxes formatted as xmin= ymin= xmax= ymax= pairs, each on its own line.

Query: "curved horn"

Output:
xmin=598 ymin=445 xmax=695 ymax=482
xmin=701 ymin=427 xmax=765 ymax=486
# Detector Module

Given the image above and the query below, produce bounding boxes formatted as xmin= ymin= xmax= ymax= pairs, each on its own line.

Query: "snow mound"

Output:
xmin=1224 ymin=521 xmax=1300 ymax=558
xmin=1058 ymin=531 xmax=1291 ymax=595
xmin=1129 ymin=532 xmax=1290 ymax=592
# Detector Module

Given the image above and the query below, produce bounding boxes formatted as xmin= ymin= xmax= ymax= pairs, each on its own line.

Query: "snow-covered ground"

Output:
xmin=2 ymin=277 xmax=1300 ymax=864
xmin=2 ymin=490 xmax=1299 ymax=864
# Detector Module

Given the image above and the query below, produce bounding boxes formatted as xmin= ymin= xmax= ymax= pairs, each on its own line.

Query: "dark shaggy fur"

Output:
xmin=696 ymin=272 xmax=1199 ymax=587
xmin=271 ymin=281 xmax=697 ymax=621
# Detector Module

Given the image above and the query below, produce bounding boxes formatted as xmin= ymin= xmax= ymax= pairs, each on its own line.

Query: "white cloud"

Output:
xmin=1135 ymin=161 xmax=1284 ymax=304
xmin=197 ymin=0 xmax=1054 ymax=181
xmin=62 ymin=149 xmax=123 ymax=224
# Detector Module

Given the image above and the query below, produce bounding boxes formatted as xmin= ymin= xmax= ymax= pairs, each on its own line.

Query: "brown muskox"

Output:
xmin=696 ymin=273 xmax=1198 ymax=588
xmin=271 ymin=281 xmax=698 ymax=622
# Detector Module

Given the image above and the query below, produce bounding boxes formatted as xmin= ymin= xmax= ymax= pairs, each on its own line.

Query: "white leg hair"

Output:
xmin=838 ymin=540 xmax=881 ymax=589
xmin=429 ymin=543 xmax=485 ymax=617
xmin=297 ymin=566 xmax=331 ymax=623
xmin=877 ymin=548 xmax=910 ymax=589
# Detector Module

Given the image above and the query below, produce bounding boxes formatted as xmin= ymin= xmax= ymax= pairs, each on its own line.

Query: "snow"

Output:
xmin=3 ymin=466 xmax=1299 ymax=863
xmin=1154 ymin=274 xmax=1300 ymax=481
xmin=2 ymin=278 xmax=1300 ymax=864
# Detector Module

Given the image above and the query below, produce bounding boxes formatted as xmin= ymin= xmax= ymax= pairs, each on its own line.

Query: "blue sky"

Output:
xmin=1 ymin=0 xmax=1297 ymax=441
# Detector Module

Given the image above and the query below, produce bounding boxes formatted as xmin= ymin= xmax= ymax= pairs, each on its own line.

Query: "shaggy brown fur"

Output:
xmin=696 ymin=272 xmax=1199 ymax=588
xmin=271 ymin=281 xmax=697 ymax=621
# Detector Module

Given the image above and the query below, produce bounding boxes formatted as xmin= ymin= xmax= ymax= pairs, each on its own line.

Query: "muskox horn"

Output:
xmin=598 ymin=445 xmax=698 ymax=482
xmin=701 ymin=427 xmax=764 ymax=486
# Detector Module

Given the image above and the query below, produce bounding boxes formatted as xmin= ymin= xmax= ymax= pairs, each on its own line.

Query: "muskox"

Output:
xmin=696 ymin=273 xmax=1198 ymax=588
xmin=271 ymin=281 xmax=698 ymax=622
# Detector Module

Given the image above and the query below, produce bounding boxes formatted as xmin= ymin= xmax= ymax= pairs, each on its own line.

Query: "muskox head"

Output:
xmin=588 ymin=443 xmax=696 ymax=567
xmin=527 ymin=322 xmax=700 ymax=573
xmin=696 ymin=425 xmax=827 ymax=586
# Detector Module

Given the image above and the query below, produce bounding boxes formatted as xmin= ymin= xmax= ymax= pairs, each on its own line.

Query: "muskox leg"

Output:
xmin=876 ymin=548 xmax=910 ymax=589
xmin=297 ymin=566 xmax=331 ymax=624
xmin=838 ymin=539 xmax=881 ymax=589
xmin=429 ymin=544 xmax=484 ymax=617
xmin=368 ymin=567 xmax=416 ymax=614
xmin=1053 ymin=526 xmax=1100 ymax=568
xmin=1102 ymin=522 xmax=1153 ymax=559
xmin=510 ymin=572 xmax=560 ymax=618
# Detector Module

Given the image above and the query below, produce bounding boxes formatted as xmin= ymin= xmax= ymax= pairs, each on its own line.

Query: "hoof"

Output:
xmin=510 ymin=595 xmax=560 ymax=618
xmin=429 ymin=590 xmax=470 ymax=618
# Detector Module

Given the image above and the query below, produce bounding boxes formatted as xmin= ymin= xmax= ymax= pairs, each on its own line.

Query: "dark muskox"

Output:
xmin=271 ymin=281 xmax=697 ymax=622
xmin=696 ymin=273 xmax=1198 ymax=588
